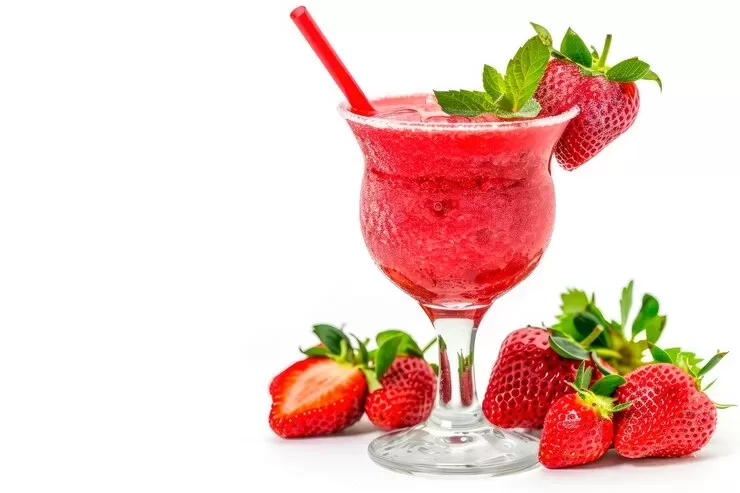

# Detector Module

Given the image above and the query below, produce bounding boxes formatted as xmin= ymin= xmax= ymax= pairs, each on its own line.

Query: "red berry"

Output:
xmin=269 ymin=358 xmax=367 ymax=438
xmin=365 ymin=356 xmax=437 ymax=431
xmin=536 ymin=58 xmax=640 ymax=170
xmin=482 ymin=327 xmax=601 ymax=429
xmin=539 ymin=393 xmax=614 ymax=469
xmin=614 ymin=364 xmax=717 ymax=458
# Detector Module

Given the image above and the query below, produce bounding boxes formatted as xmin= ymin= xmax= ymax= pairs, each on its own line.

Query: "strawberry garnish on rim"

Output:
xmin=531 ymin=23 xmax=661 ymax=170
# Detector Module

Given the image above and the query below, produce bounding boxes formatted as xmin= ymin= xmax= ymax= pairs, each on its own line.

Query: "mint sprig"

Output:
xmin=531 ymin=23 xmax=661 ymax=90
xmin=434 ymin=36 xmax=549 ymax=119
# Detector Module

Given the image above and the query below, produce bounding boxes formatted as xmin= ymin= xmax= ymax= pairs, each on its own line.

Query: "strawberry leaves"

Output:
xmin=549 ymin=336 xmax=590 ymax=360
xmin=560 ymin=28 xmax=592 ymax=68
xmin=568 ymin=362 xmax=630 ymax=418
xmin=620 ymin=280 xmax=634 ymax=328
xmin=435 ymin=36 xmax=549 ymax=119
xmin=591 ymin=374 xmax=625 ymax=397
xmin=311 ymin=323 xmax=350 ymax=355
xmin=370 ymin=329 xmax=436 ymax=379
xmin=531 ymin=24 xmax=661 ymax=89
xmin=547 ymin=281 xmax=667 ymax=375
xmin=649 ymin=345 xmax=732 ymax=405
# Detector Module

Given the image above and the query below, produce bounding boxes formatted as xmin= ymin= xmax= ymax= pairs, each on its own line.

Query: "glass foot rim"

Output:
xmin=368 ymin=449 xmax=539 ymax=477
xmin=367 ymin=424 xmax=540 ymax=477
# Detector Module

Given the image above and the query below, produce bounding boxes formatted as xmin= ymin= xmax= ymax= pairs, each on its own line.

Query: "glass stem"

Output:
xmin=422 ymin=305 xmax=489 ymax=429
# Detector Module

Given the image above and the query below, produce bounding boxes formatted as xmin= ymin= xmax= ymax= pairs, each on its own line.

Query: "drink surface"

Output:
xmin=345 ymin=95 xmax=572 ymax=307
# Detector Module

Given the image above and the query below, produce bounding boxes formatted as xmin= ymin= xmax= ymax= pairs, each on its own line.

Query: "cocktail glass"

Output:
xmin=340 ymin=95 xmax=578 ymax=476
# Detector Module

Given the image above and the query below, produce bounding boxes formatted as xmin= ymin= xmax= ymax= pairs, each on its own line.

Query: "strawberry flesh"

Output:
xmin=269 ymin=358 xmax=367 ymax=438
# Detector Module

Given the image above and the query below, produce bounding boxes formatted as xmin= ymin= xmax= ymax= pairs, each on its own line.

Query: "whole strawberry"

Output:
xmin=483 ymin=281 xmax=666 ymax=428
xmin=614 ymin=348 xmax=731 ymax=458
xmin=539 ymin=363 xmax=631 ymax=468
xmin=269 ymin=324 xmax=367 ymax=438
xmin=364 ymin=330 xmax=437 ymax=431
xmin=482 ymin=326 xmax=601 ymax=428
xmin=530 ymin=24 xmax=660 ymax=170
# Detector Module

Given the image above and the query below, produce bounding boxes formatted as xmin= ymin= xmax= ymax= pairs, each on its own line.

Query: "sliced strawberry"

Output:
xmin=269 ymin=357 xmax=366 ymax=438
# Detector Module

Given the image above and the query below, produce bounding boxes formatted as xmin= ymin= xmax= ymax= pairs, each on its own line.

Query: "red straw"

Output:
xmin=290 ymin=6 xmax=376 ymax=116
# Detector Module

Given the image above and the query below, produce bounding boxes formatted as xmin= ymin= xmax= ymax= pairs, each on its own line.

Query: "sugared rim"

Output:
xmin=338 ymin=93 xmax=579 ymax=132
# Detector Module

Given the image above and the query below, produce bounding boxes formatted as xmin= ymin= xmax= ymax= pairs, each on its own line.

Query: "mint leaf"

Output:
xmin=606 ymin=57 xmax=651 ymax=82
xmin=375 ymin=335 xmax=403 ymax=379
xmin=530 ymin=22 xmax=553 ymax=47
xmin=644 ymin=70 xmax=662 ymax=91
xmin=494 ymin=98 xmax=541 ymax=119
xmin=429 ymin=363 xmax=439 ymax=376
xmin=549 ymin=335 xmax=589 ymax=360
xmin=650 ymin=344 xmax=673 ymax=364
xmin=591 ymin=374 xmax=625 ymax=397
xmin=434 ymin=89 xmax=497 ymax=116
xmin=502 ymin=36 xmax=550 ymax=112
xmin=620 ymin=280 xmax=634 ymax=329
xmin=631 ymin=294 xmax=660 ymax=338
xmin=560 ymin=28 xmax=592 ymax=67
xmin=561 ymin=289 xmax=589 ymax=314
xmin=483 ymin=64 xmax=507 ymax=101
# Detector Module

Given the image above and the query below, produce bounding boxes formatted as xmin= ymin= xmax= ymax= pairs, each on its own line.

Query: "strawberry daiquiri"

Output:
xmin=341 ymin=89 xmax=577 ymax=475
xmin=290 ymin=7 xmax=662 ymax=476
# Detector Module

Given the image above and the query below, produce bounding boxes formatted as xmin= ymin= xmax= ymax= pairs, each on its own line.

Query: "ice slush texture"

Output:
xmin=346 ymin=95 xmax=573 ymax=306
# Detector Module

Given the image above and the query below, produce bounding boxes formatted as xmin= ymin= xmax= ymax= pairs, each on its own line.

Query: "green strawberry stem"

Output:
xmin=580 ymin=326 xmax=603 ymax=349
xmin=421 ymin=338 xmax=437 ymax=355
xmin=597 ymin=34 xmax=612 ymax=70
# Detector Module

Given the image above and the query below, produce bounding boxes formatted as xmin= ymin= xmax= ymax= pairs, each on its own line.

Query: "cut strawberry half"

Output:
xmin=269 ymin=357 xmax=367 ymax=438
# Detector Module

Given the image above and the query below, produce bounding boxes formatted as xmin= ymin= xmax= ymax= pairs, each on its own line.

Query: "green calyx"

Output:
xmin=457 ymin=351 xmax=473 ymax=375
xmin=299 ymin=324 xmax=437 ymax=393
xmin=568 ymin=362 xmax=631 ymax=419
xmin=547 ymin=280 xmax=668 ymax=375
xmin=299 ymin=323 xmax=360 ymax=365
xmin=434 ymin=35 xmax=550 ymax=119
xmin=650 ymin=345 xmax=733 ymax=408
xmin=366 ymin=329 xmax=437 ymax=391
xmin=530 ymin=23 xmax=662 ymax=90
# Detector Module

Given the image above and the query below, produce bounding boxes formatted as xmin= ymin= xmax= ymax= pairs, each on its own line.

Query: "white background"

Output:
xmin=1 ymin=0 xmax=738 ymax=491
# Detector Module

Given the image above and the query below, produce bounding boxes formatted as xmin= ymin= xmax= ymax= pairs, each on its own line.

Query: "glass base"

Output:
xmin=368 ymin=416 xmax=539 ymax=476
